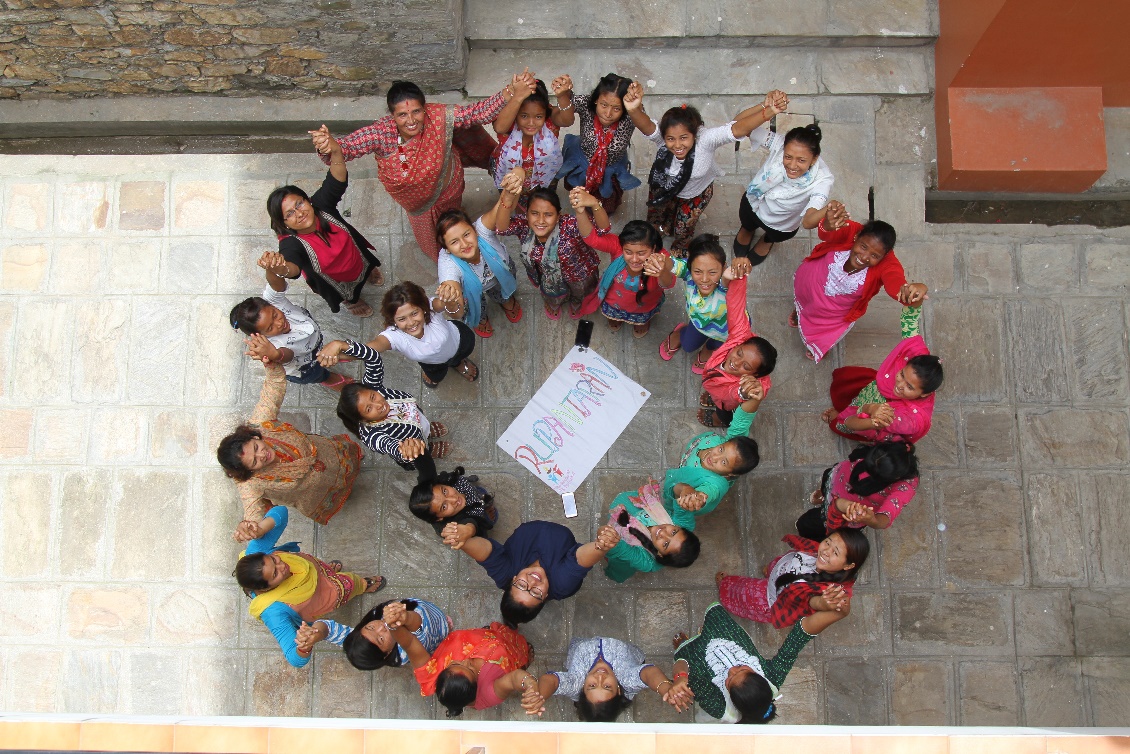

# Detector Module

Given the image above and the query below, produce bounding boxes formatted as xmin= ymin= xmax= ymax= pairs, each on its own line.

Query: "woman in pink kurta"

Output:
xmin=792 ymin=202 xmax=927 ymax=362
xmin=321 ymin=77 xmax=533 ymax=261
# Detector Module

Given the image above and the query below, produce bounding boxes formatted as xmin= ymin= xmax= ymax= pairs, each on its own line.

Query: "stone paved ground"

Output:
xmin=1 ymin=95 xmax=1129 ymax=725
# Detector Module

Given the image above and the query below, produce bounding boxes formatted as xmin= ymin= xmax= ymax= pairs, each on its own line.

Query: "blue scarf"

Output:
xmin=451 ymin=235 xmax=518 ymax=327
xmin=597 ymin=256 xmax=628 ymax=301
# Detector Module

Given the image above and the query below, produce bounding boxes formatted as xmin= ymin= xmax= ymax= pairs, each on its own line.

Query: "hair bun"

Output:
xmin=804 ymin=123 xmax=823 ymax=142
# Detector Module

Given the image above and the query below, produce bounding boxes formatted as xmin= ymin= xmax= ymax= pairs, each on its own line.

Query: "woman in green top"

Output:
xmin=671 ymin=602 xmax=841 ymax=723
xmin=603 ymin=478 xmax=701 ymax=583
xmin=663 ymin=377 xmax=765 ymax=519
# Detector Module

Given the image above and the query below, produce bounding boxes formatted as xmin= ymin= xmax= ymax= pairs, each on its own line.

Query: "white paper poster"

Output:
xmin=497 ymin=347 xmax=650 ymax=494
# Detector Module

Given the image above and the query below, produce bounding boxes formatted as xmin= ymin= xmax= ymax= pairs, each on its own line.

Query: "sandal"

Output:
xmin=429 ymin=422 xmax=448 ymax=439
xmin=368 ymin=267 xmax=384 ymax=285
xmin=699 ymin=391 xmax=716 ymax=409
xmin=749 ymin=243 xmax=773 ymax=267
xmin=344 ymin=300 xmax=374 ymax=317
xmin=502 ymin=298 xmax=523 ymax=323
xmin=632 ymin=322 xmax=650 ymax=339
xmin=428 ymin=440 xmax=452 ymax=459
xmin=421 ymin=372 xmax=439 ymax=390
xmin=788 ymin=309 xmax=799 ymax=328
xmin=607 ymin=319 xmax=623 ymax=332
xmin=698 ymin=407 xmax=726 ymax=428
xmin=660 ymin=324 xmax=685 ymax=361
xmin=690 ymin=353 xmax=709 ymax=376
xmin=328 ymin=560 xmax=343 ymax=573
xmin=473 ymin=318 xmax=493 ymax=338
xmin=320 ymin=373 xmax=354 ymax=392
xmin=456 ymin=358 xmax=479 ymax=382
xmin=363 ymin=575 xmax=387 ymax=594
xmin=544 ymin=302 xmax=562 ymax=321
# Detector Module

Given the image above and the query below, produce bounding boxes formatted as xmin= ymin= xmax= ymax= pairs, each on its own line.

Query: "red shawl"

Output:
xmin=768 ymin=534 xmax=855 ymax=629
xmin=807 ymin=219 xmax=906 ymax=323
xmin=376 ymin=103 xmax=455 ymax=215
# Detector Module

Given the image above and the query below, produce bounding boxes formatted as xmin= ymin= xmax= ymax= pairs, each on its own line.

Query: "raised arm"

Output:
xmin=730 ymin=90 xmax=788 ymax=140
xmin=569 ymin=187 xmax=610 ymax=239
xmin=342 ymin=339 xmax=387 ymax=390
xmin=455 ymin=534 xmax=495 ymax=563
xmin=484 ymin=167 xmax=525 ymax=231
xmin=454 ymin=80 xmax=517 ymax=130
xmin=320 ymin=117 xmax=399 ymax=163
xmin=492 ymin=69 xmax=537 ymax=135
xmin=622 ymin=81 xmax=655 ymax=136
xmin=574 ymin=524 xmax=621 ymax=568
xmin=310 ymin=124 xmax=347 ymax=183
xmin=392 ymin=624 xmax=433 ymax=670
xmin=249 ymin=361 xmax=287 ymax=424
xmin=550 ymin=75 xmax=575 ymax=127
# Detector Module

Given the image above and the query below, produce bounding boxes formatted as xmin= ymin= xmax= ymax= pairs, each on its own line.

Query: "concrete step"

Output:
xmin=465 ymin=0 xmax=937 ymax=46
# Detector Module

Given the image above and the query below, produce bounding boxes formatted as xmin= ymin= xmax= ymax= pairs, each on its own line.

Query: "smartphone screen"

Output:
xmin=574 ymin=319 xmax=594 ymax=349
xmin=561 ymin=492 xmax=578 ymax=518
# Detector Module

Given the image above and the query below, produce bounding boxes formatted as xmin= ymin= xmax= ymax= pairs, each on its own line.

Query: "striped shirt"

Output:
xmin=343 ymin=340 xmax=431 ymax=464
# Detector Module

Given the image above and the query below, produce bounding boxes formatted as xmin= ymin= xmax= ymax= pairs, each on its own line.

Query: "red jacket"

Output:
xmin=807 ymin=219 xmax=906 ymax=323
xmin=701 ymin=274 xmax=771 ymax=411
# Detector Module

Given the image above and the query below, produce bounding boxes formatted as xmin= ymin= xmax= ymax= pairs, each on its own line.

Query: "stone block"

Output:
xmin=819 ymin=121 xmax=875 ymax=217
xmin=1081 ymin=657 xmax=1130 ymax=726
xmin=380 ymin=471 xmax=459 ymax=588
xmin=50 ymin=241 xmax=104 ymax=294
xmin=153 ymin=587 xmax=237 ymax=646
xmin=819 ymin=48 xmax=931 ymax=95
xmin=938 ymin=472 xmax=1025 ymax=586
xmin=875 ymin=96 xmax=935 ymax=166
xmin=838 ymin=294 xmax=903 ymax=368
xmin=163 ymin=240 xmax=217 ymax=293
xmin=87 ymin=407 xmax=148 ymax=464
xmin=126 ymin=650 xmax=183 ymax=715
xmin=747 ymin=298 xmax=838 ymax=404
xmin=890 ymin=660 xmax=952 ymax=725
xmin=825 ymin=658 xmax=889 ymax=725
xmin=186 ymin=299 xmax=243 ymax=405
xmin=217 ymin=235 xmax=269 ymax=294
xmin=3 ymin=182 xmax=52 ymax=232
xmin=928 ymin=298 xmax=1007 ymax=401
xmin=12 ymin=300 xmax=71 ymax=402
xmin=1017 ymin=657 xmax=1086 ymax=726
xmin=1083 ymin=244 xmax=1130 ymax=291
xmin=784 ymin=411 xmax=842 ymax=467
xmin=6 ymin=649 xmax=63 ymax=712
xmin=72 ymin=297 xmax=129 ymax=404
xmin=0 ymin=300 xmax=12 ymax=399
xmin=1005 ymin=300 xmax=1070 ymax=403
xmin=962 ymin=407 xmax=1019 ymax=467
xmin=173 ymin=179 xmax=226 ymax=231
xmin=0 ymin=243 xmax=48 ymax=291
xmin=118 ymin=180 xmax=166 ymax=231
xmin=1018 ymin=243 xmax=1078 ymax=292
xmin=895 ymin=592 xmax=1013 ymax=655
xmin=34 ymin=408 xmax=88 ymax=464
xmin=371 ymin=657 xmax=436 ymax=719
xmin=882 ymin=472 xmax=939 ymax=588
xmin=572 ymin=588 xmax=632 ymax=642
xmin=65 ymin=586 xmax=149 ymax=644
xmin=127 ymin=300 xmax=189 ymax=404
xmin=609 ymin=410 xmax=663 ymax=469
xmin=1014 ymin=589 xmax=1075 ymax=656
xmin=0 ymin=408 xmax=33 ymax=459
xmin=1 ymin=470 xmax=52 ymax=577
xmin=109 ymin=470 xmax=189 ymax=580
xmin=958 ymin=662 xmax=1020 ymax=725
xmin=1062 ymin=298 xmax=1130 ymax=402
xmin=106 ymin=239 xmax=161 ymax=293
xmin=61 ymin=649 xmax=122 ymax=713
xmin=1020 ymin=408 xmax=1129 ymax=468
xmin=914 ymin=409 xmax=958 ymax=468
xmin=817 ymin=590 xmax=891 ymax=656
xmin=1072 ymin=590 xmax=1130 ymax=656
xmin=149 ymin=410 xmax=198 ymax=460
xmin=312 ymin=652 xmax=371 ymax=718
xmin=1082 ymin=474 xmax=1130 ymax=587
xmin=744 ymin=471 xmax=812 ymax=567
xmin=232 ymin=179 xmax=276 ymax=231
xmin=897 ymin=240 xmax=956 ymax=293
xmin=59 ymin=468 xmax=111 ymax=579
xmin=181 ymin=648 xmax=247 ymax=715
xmin=633 ymin=590 xmax=689 ymax=654
xmin=872 ymin=164 xmax=926 ymax=239
xmin=1025 ymin=473 xmax=1086 ymax=586
xmin=964 ymin=242 xmax=1016 ymax=294
xmin=248 ymin=650 xmax=312 ymax=717
xmin=56 ymin=180 xmax=111 ymax=233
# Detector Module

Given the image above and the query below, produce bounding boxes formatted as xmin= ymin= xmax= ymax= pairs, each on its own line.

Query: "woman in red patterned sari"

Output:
xmin=323 ymin=76 xmax=537 ymax=262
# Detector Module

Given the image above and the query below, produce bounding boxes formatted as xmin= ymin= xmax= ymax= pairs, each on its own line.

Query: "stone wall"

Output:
xmin=0 ymin=0 xmax=464 ymax=100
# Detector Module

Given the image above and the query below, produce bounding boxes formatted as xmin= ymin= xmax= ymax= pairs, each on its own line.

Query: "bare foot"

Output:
xmin=809 ymin=489 xmax=824 ymax=507
xmin=820 ymin=407 xmax=838 ymax=424
xmin=607 ymin=318 xmax=623 ymax=332
xmin=715 ymin=570 xmax=728 ymax=586
xmin=672 ymin=631 xmax=689 ymax=650
xmin=344 ymin=300 xmax=374 ymax=317
xmin=368 ymin=267 xmax=384 ymax=285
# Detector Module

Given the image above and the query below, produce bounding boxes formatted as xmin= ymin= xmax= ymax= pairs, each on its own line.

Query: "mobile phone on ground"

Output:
xmin=575 ymin=319 xmax=593 ymax=350
xmin=561 ymin=492 xmax=578 ymax=518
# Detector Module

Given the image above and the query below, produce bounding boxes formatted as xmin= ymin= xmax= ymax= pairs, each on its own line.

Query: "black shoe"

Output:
xmin=732 ymin=235 xmax=752 ymax=258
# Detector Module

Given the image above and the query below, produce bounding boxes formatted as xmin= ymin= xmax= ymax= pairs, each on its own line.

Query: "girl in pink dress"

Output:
xmin=792 ymin=201 xmax=928 ymax=362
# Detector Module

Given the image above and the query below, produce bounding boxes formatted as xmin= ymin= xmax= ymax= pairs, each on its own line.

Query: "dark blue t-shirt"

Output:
xmin=481 ymin=520 xmax=591 ymax=601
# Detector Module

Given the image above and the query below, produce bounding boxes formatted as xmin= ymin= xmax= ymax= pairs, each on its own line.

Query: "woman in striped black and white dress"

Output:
xmin=317 ymin=338 xmax=450 ymax=477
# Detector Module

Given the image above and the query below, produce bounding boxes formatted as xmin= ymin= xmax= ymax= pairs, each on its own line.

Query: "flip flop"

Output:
xmin=607 ymin=319 xmax=623 ymax=332
xmin=429 ymin=422 xmax=448 ymax=439
xmin=699 ymin=391 xmax=716 ymax=409
xmin=544 ymin=302 xmax=562 ymax=321
xmin=660 ymin=324 xmax=685 ymax=361
xmin=421 ymin=371 xmax=439 ymax=389
xmin=690 ymin=356 xmax=708 ymax=376
xmin=368 ymin=267 xmax=384 ymax=285
xmin=428 ymin=440 xmax=452 ymax=459
xmin=328 ymin=560 xmax=343 ymax=573
xmin=473 ymin=318 xmax=493 ymax=338
xmin=788 ymin=309 xmax=799 ymax=328
xmin=633 ymin=322 xmax=651 ymax=339
xmin=456 ymin=358 xmax=479 ymax=382
xmin=320 ymin=373 xmax=355 ymax=392
xmin=363 ymin=576 xmax=387 ymax=594
xmin=698 ymin=407 xmax=725 ymax=428
xmin=503 ymin=299 xmax=523 ymax=323
xmin=344 ymin=300 xmax=374 ymax=317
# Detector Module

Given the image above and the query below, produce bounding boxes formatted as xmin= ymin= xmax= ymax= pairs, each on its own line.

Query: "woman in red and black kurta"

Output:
xmin=264 ymin=125 xmax=382 ymax=316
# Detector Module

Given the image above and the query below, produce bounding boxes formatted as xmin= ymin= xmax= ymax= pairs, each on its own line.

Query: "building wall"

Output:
xmin=0 ymin=0 xmax=465 ymax=100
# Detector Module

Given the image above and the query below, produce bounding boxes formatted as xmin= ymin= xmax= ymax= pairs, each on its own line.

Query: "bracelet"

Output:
xmin=674 ymin=671 xmax=689 ymax=680
xmin=558 ymin=100 xmax=573 ymax=110
xmin=655 ymin=680 xmax=673 ymax=693
xmin=330 ymin=160 xmax=344 ymax=165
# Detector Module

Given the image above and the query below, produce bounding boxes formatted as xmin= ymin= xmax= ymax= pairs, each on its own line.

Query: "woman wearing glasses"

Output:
xmin=442 ymin=519 xmax=620 ymax=628
xmin=263 ymin=125 xmax=384 ymax=317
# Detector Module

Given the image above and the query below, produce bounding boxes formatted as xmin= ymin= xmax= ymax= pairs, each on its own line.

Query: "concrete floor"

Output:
xmin=1 ymin=98 xmax=1129 ymax=724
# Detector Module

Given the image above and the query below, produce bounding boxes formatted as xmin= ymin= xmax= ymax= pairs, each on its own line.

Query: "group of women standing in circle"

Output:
xmin=214 ymin=67 xmax=945 ymax=724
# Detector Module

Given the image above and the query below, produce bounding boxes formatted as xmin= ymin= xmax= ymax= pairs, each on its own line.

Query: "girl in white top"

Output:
xmin=368 ymin=281 xmax=479 ymax=388
xmin=733 ymin=116 xmax=835 ymax=265
xmin=621 ymin=83 xmax=790 ymax=257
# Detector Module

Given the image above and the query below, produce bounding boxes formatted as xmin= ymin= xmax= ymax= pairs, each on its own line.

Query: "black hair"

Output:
xmin=587 ymin=73 xmax=632 ymax=116
xmin=658 ymin=104 xmax=704 ymax=139
xmin=336 ymin=383 xmax=367 ymax=437
xmin=783 ymin=123 xmax=823 ymax=159
xmin=230 ymin=296 xmax=270 ymax=337
xmin=387 ymin=80 xmax=426 ymax=111
xmin=234 ymin=553 xmax=269 ymax=592
xmin=575 ymin=690 xmax=632 ymax=722
xmin=500 ymin=588 xmax=545 ymax=628
xmin=619 ymin=220 xmax=664 ymax=306
xmin=857 ymin=220 xmax=897 ymax=254
xmin=774 ymin=527 xmax=870 ymax=592
xmin=266 ymin=185 xmax=330 ymax=244
xmin=527 ymin=187 xmax=562 ymax=213
xmin=381 ymin=281 xmax=433 ymax=329
xmin=435 ymin=666 xmax=477 ymax=718
xmin=435 ymin=208 xmax=475 ymax=249
xmin=342 ymin=599 xmax=419 ymax=671
xmin=686 ymin=233 xmax=727 ymax=270
xmin=617 ymin=510 xmax=701 ymax=568
xmin=729 ymin=436 xmax=760 ymax=477
xmin=740 ymin=336 xmax=778 ymax=378
xmin=520 ymin=78 xmax=553 ymax=118
xmin=408 ymin=466 xmax=493 ymax=523
xmin=216 ymin=423 xmax=263 ymax=482
xmin=730 ymin=672 xmax=776 ymax=724
xmin=846 ymin=442 xmax=919 ymax=497
xmin=908 ymin=354 xmax=944 ymax=395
